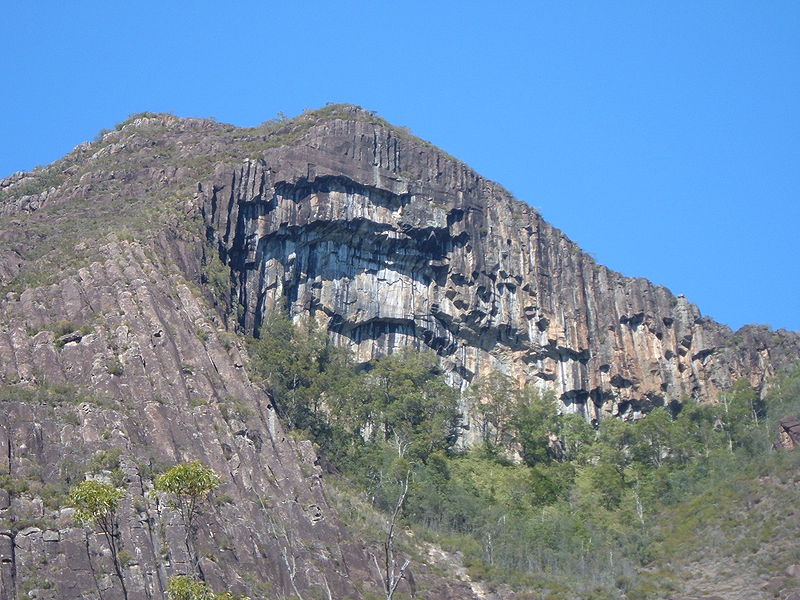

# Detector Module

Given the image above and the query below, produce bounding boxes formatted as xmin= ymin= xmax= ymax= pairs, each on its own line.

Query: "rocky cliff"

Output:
xmin=0 ymin=104 xmax=798 ymax=599
xmin=0 ymin=109 xmax=486 ymax=600
xmin=198 ymin=105 xmax=800 ymax=421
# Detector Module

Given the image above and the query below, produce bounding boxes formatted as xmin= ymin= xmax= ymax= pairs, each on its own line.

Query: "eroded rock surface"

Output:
xmin=776 ymin=416 xmax=800 ymax=449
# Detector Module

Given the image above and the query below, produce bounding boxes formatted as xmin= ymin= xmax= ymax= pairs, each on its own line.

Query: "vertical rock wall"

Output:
xmin=202 ymin=109 xmax=800 ymax=421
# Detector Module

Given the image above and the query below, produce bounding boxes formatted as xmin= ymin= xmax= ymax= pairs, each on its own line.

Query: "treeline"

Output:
xmin=248 ymin=311 xmax=800 ymax=598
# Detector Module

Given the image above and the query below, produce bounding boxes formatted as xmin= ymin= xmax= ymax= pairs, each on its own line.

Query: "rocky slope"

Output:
xmin=0 ymin=236 xmax=482 ymax=600
xmin=0 ymin=110 xmax=486 ymax=600
xmin=0 ymin=104 xmax=798 ymax=599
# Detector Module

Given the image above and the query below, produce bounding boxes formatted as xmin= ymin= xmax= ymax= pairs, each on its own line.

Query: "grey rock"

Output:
xmin=201 ymin=106 xmax=800 ymax=424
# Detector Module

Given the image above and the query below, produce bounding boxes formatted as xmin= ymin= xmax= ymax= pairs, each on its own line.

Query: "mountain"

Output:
xmin=201 ymin=105 xmax=797 ymax=420
xmin=0 ymin=104 xmax=798 ymax=600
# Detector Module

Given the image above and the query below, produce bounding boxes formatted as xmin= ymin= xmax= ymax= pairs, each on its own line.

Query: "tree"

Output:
xmin=557 ymin=412 xmax=596 ymax=464
xmin=716 ymin=378 xmax=763 ymax=454
xmin=670 ymin=397 xmax=719 ymax=462
xmin=631 ymin=407 xmax=674 ymax=468
xmin=68 ymin=480 xmax=128 ymax=600
xmin=365 ymin=349 xmax=460 ymax=461
xmin=167 ymin=576 xmax=216 ymax=600
xmin=166 ymin=575 xmax=244 ymax=600
xmin=511 ymin=387 xmax=559 ymax=467
xmin=371 ymin=471 xmax=412 ymax=600
xmin=468 ymin=371 xmax=517 ymax=451
xmin=155 ymin=461 xmax=221 ymax=575
xmin=249 ymin=309 xmax=356 ymax=442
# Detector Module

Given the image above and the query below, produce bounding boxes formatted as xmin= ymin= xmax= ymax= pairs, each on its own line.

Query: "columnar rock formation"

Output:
xmin=200 ymin=106 xmax=800 ymax=421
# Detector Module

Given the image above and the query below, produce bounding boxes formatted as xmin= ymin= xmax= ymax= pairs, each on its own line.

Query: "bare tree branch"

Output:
xmin=371 ymin=471 xmax=411 ymax=600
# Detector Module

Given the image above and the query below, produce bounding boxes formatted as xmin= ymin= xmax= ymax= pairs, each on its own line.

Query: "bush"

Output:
xmin=167 ymin=575 xmax=246 ymax=600
xmin=107 ymin=356 xmax=123 ymax=376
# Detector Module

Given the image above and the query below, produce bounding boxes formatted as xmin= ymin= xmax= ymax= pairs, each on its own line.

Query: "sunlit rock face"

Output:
xmin=202 ymin=106 xmax=800 ymax=422
xmin=0 ymin=110 xmax=491 ymax=600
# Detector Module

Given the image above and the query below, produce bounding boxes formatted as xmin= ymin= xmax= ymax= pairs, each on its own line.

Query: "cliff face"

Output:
xmin=200 ymin=106 xmax=800 ymax=422
xmin=0 ymin=111 xmax=483 ymax=600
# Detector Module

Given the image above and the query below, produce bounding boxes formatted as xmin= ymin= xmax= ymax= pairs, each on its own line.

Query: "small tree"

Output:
xmin=167 ymin=575 xmax=243 ymax=600
xmin=68 ymin=480 xmax=128 ymax=600
xmin=155 ymin=461 xmax=221 ymax=575
xmin=371 ymin=471 xmax=411 ymax=600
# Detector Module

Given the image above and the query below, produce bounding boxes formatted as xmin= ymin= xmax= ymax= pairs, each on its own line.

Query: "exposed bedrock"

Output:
xmin=202 ymin=111 xmax=800 ymax=422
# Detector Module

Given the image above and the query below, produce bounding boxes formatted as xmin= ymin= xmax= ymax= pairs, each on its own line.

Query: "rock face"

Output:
xmin=200 ymin=105 xmax=800 ymax=422
xmin=0 ymin=110 xmax=487 ymax=600
xmin=775 ymin=416 xmax=800 ymax=449
xmin=0 ymin=104 xmax=798 ymax=599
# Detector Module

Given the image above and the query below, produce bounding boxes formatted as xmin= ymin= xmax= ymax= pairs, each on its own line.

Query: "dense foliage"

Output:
xmin=248 ymin=311 xmax=800 ymax=598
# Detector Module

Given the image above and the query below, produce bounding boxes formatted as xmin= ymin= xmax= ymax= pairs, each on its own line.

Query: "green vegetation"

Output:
xmin=0 ymin=165 xmax=65 ymax=204
xmin=87 ymin=448 xmax=125 ymax=486
xmin=0 ymin=455 xmax=88 ymax=516
xmin=166 ymin=575 xmax=246 ymax=600
xmin=107 ymin=356 xmax=124 ymax=376
xmin=68 ymin=480 xmax=128 ymax=600
xmin=155 ymin=461 xmax=221 ymax=575
xmin=248 ymin=309 xmax=800 ymax=598
xmin=68 ymin=479 xmax=124 ymax=529
xmin=0 ymin=380 xmax=114 ymax=407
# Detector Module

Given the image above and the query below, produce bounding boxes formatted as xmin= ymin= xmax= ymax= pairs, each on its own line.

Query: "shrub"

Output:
xmin=166 ymin=575 xmax=247 ymax=600
xmin=107 ymin=356 xmax=123 ymax=376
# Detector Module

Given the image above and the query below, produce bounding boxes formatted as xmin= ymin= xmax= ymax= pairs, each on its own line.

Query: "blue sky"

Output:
xmin=2 ymin=2 xmax=798 ymax=331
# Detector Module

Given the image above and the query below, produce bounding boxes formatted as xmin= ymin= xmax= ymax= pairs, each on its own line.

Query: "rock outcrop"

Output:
xmin=199 ymin=105 xmax=800 ymax=421
xmin=775 ymin=416 xmax=800 ymax=449
xmin=0 ymin=104 xmax=798 ymax=598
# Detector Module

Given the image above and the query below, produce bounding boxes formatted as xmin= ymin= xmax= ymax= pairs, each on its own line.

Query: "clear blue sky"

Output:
xmin=2 ymin=2 xmax=798 ymax=331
